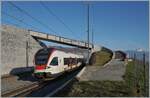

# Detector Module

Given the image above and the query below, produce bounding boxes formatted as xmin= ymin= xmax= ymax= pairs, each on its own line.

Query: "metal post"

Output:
xmin=87 ymin=4 xmax=90 ymax=64
xmin=26 ymin=40 xmax=29 ymax=67
xmin=92 ymin=29 xmax=94 ymax=48
xmin=26 ymin=31 xmax=29 ymax=68
xmin=133 ymin=53 xmax=136 ymax=87
xmin=91 ymin=4 xmax=94 ymax=49
xmin=143 ymin=52 xmax=146 ymax=96
xmin=134 ymin=52 xmax=140 ymax=95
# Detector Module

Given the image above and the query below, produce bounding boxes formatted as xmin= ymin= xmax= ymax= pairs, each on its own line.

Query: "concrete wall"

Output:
xmin=1 ymin=25 xmax=42 ymax=75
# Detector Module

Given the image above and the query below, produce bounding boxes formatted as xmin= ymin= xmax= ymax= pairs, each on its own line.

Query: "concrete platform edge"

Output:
xmin=103 ymin=52 xmax=115 ymax=68
xmin=76 ymin=66 xmax=86 ymax=80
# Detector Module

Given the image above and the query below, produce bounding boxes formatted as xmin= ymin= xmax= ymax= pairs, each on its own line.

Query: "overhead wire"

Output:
xmin=5 ymin=1 xmax=86 ymax=43
xmin=8 ymin=1 xmax=59 ymax=35
xmin=40 ymin=1 xmax=80 ymax=39
xmin=2 ymin=11 xmax=41 ymax=31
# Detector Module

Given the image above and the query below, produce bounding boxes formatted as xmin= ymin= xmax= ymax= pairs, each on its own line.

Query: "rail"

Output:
xmin=45 ymin=65 xmax=85 ymax=97
xmin=1 ymin=81 xmax=47 ymax=97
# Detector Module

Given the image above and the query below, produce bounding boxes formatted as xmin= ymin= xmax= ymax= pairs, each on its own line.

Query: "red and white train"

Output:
xmin=34 ymin=47 xmax=84 ymax=79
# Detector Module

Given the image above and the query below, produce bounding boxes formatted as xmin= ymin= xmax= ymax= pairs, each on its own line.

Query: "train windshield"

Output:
xmin=50 ymin=57 xmax=58 ymax=66
xmin=35 ymin=48 xmax=53 ymax=65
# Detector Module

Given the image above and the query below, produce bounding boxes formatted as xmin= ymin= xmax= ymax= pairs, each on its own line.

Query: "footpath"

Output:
xmin=78 ymin=59 xmax=126 ymax=81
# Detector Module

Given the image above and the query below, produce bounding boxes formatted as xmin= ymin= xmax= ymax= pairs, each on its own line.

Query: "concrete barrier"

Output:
xmin=76 ymin=66 xmax=86 ymax=80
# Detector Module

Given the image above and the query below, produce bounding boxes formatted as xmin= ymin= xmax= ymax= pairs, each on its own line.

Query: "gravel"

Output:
xmin=1 ymin=75 xmax=37 ymax=94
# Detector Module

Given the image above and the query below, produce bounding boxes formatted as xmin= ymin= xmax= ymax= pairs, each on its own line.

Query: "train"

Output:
xmin=33 ymin=47 xmax=84 ymax=79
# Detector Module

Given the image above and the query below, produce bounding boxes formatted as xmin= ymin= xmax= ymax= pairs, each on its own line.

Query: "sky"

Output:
xmin=1 ymin=1 xmax=149 ymax=51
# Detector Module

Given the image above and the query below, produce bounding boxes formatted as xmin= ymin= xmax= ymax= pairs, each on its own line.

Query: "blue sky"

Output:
xmin=2 ymin=1 xmax=149 ymax=51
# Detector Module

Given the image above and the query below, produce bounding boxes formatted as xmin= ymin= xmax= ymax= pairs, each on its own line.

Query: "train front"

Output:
xmin=34 ymin=48 xmax=53 ymax=79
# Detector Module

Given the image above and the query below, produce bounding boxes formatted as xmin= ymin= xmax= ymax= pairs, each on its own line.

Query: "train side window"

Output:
xmin=64 ymin=58 xmax=69 ymax=65
xmin=50 ymin=57 xmax=58 ymax=66
xmin=78 ymin=58 xmax=82 ymax=62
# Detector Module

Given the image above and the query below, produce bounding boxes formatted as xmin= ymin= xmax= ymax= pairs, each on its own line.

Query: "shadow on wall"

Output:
xmin=9 ymin=67 xmax=38 ymax=82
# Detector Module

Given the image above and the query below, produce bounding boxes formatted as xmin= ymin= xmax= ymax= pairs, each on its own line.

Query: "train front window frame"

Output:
xmin=35 ymin=48 xmax=52 ymax=65
xmin=50 ymin=57 xmax=58 ymax=66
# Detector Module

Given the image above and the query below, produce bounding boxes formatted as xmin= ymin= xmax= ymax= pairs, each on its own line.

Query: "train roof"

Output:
xmin=40 ymin=47 xmax=82 ymax=55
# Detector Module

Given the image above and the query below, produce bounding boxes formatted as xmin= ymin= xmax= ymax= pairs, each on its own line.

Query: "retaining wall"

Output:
xmin=1 ymin=25 xmax=42 ymax=75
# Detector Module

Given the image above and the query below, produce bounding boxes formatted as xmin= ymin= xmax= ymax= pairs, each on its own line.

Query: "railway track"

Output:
xmin=26 ymin=66 xmax=84 ymax=97
xmin=1 ymin=81 xmax=47 ymax=97
xmin=2 ymin=66 xmax=84 ymax=97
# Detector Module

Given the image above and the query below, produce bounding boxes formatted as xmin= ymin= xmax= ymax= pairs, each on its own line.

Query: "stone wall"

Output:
xmin=1 ymin=25 xmax=42 ymax=75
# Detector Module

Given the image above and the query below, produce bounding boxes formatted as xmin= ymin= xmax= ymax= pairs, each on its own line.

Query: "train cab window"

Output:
xmin=35 ymin=49 xmax=49 ymax=65
xmin=50 ymin=57 xmax=58 ymax=66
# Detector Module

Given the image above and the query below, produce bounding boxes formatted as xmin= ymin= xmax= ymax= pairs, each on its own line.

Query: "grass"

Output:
xmin=126 ymin=61 xmax=149 ymax=96
xmin=62 ymin=80 xmax=130 ymax=97
xmin=123 ymin=61 xmax=138 ymax=96
xmin=55 ymin=60 xmax=149 ymax=97
xmin=124 ymin=61 xmax=149 ymax=96
xmin=94 ymin=51 xmax=112 ymax=66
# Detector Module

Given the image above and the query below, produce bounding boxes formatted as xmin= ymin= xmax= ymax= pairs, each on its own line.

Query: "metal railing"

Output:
xmin=129 ymin=51 xmax=149 ymax=96
xmin=29 ymin=30 xmax=93 ymax=49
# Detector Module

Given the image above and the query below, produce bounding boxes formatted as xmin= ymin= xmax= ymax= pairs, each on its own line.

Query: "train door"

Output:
xmin=58 ymin=57 xmax=64 ymax=72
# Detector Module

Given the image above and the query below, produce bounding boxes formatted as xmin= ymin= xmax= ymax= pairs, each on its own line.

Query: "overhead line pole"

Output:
xmin=87 ymin=3 xmax=90 ymax=64
xmin=92 ymin=29 xmax=94 ymax=48
xmin=92 ymin=5 xmax=94 ymax=48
